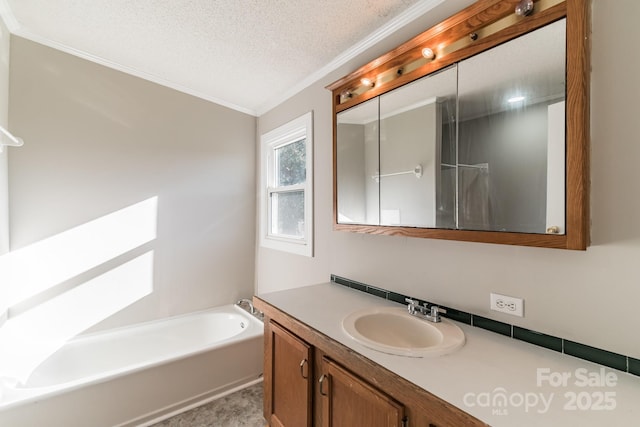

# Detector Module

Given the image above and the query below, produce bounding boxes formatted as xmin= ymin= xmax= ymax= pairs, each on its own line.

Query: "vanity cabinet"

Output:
xmin=320 ymin=356 xmax=405 ymax=427
xmin=264 ymin=321 xmax=313 ymax=426
xmin=257 ymin=297 xmax=488 ymax=427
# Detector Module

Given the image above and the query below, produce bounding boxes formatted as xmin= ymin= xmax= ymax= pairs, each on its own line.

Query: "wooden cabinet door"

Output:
xmin=320 ymin=357 xmax=405 ymax=427
xmin=265 ymin=320 xmax=313 ymax=427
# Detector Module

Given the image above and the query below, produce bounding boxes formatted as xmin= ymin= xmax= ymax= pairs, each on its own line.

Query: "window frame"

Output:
xmin=260 ymin=111 xmax=313 ymax=257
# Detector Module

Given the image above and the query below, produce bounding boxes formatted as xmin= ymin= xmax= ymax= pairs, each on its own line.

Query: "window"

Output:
xmin=260 ymin=112 xmax=313 ymax=256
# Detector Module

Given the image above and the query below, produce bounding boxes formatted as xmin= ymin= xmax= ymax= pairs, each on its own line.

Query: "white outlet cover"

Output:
xmin=490 ymin=293 xmax=524 ymax=317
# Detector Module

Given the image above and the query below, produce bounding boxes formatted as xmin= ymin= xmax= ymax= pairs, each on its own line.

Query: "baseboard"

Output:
xmin=120 ymin=376 xmax=263 ymax=427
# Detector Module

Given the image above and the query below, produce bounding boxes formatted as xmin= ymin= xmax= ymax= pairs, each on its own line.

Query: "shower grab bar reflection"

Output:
xmin=372 ymin=164 xmax=422 ymax=183
xmin=458 ymin=163 xmax=489 ymax=170
xmin=0 ymin=125 xmax=24 ymax=153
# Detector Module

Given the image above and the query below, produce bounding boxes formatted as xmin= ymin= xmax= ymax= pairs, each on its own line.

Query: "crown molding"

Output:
xmin=255 ymin=0 xmax=446 ymax=116
xmin=12 ymin=27 xmax=258 ymax=116
xmin=0 ymin=0 xmax=19 ymax=32
xmin=0 ymin=0 xmax=445 ymax=117
xmin=1 ymin=0 xmax=256 ymax=114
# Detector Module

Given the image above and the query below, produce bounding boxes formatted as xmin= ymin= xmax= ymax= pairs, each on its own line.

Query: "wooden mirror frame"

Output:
xmin=327 ymin=0 xmax=589 ymax=250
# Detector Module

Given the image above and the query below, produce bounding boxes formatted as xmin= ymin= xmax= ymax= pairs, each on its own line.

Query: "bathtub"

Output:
xmin=0 ymin=304 xmax=264 ymax=427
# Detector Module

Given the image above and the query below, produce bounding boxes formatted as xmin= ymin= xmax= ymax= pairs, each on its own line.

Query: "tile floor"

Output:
xmin=151 ymin=382 xmax=265 ymax=427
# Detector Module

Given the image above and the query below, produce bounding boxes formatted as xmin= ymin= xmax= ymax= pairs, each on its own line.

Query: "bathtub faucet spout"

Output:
xmin=236 ymin=298 xmax=257 ymax=315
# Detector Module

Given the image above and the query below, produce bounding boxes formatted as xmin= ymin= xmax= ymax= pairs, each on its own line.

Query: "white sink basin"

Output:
xmin=342 ymin=306 xmax=465 ymax=357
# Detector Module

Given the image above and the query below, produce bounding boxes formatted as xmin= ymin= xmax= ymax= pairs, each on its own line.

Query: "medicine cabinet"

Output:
xmin=327 ymin=0 xmax=589 ymax=250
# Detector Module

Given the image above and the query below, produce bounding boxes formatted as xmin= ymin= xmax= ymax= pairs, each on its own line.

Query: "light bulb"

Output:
xmin=421 ymin=48 xmax=435 ymax=60
xmin=515 ymin=0 xmax=534 ymax=16
xmin=360 ymin=78 xmax=374 ymax=87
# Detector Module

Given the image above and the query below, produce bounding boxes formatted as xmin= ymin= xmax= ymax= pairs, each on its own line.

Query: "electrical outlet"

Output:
xmin=490 ymin=293 xmax=524 ymax=317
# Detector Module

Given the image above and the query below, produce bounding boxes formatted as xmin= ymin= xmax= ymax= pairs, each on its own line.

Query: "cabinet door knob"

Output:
xmin=299 ymin=359 xmax=308 ymax=379
xmin=318 ymin=374 xmax=329 ymax=396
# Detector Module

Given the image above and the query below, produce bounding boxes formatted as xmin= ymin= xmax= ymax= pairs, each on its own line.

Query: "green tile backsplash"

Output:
xmin=473 ymin=315 xmax=511 ymax=337
xmin=366 ymin=286 xmax=388 ymax=299
xmin=388 ymin=291 xmax=408 ymax=305
xmin=440 ymin=306 xmax=472 ymax=325
xmin=513 ymin=326 xmax=563 ymax=352
xmin=330 ymin=274 xmax=640 ymax=377
xmin=564 ymin=340 xmax=628 ymax=372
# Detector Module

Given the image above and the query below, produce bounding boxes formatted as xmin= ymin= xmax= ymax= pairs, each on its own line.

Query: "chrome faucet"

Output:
xmin=236 ymin=298 xmax=257 ymax=315
xmin=405 ymin=298 xmax=446 ymax=323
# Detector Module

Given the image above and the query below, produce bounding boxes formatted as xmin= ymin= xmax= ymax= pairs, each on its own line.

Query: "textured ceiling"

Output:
xmin=0 ymin=0 xmax=451 ymax=116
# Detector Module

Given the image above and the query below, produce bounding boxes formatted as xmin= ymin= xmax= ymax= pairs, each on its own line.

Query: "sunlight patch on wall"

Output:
xmin=0 ymin=251 xmax=154 ymax=384
xmin=0 ymin=197 xmax=158 ymax=308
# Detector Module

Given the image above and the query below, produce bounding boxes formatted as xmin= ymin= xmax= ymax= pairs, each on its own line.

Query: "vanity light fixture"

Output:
xmin=508 ymin=95 xmax=526 ymax=103
xmin=421 ymin=47 xmax=435 ymax=60
xmin=330 ymin=0 xmax=563 ymax=108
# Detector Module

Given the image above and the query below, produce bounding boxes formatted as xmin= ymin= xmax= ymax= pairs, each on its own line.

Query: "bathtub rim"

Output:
xmin=0 ymin=303 xmax=263 ymax=411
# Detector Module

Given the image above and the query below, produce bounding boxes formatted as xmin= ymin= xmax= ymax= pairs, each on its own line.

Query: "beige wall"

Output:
xmin=0 ymin=17 xmax=9 ymax=256
xmin=8 ymin=36 xmax=257 ymax=331
xmin=0 ymin=17 xmax=10 ymax=325
xmin=256 ymin=0 xmax=640 ymax=359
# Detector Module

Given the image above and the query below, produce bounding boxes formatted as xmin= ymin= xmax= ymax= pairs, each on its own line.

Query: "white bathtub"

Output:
xmin=0 ymin=304 xmax=264 ymax=427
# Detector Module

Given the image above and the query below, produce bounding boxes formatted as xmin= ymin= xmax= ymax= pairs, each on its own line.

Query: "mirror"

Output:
xmin=379 ymin=67 xmax=457 ymax=229
xmin=456 ymin=18 xmax=566 ymax=234
xmin=337 ymin=67 xmax=458 ymax=228
xmin=337 ymin=19 xmax=566 ymax=234
xmin=336 ymin=97 xmax=379 ymax=225
xmin=329 ymin=0 xmax=589 ymax=249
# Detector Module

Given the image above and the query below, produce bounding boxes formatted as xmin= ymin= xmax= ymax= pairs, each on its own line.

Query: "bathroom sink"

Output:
xmin=342 ymin=306 xmax=465 ymax=357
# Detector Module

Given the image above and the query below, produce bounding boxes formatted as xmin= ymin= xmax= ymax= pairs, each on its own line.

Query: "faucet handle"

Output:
xmin=430 ymin=305 xmax=439 ymax=317
xmin=405 ymin=298 xmax=419 ymax=314
xmin=429 ymin=305 xmax=447 ymax=322
xmin=405 ymin=297 xmax=420 ymax=307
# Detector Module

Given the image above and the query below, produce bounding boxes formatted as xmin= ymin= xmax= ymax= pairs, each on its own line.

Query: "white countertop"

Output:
xmin=258 ymin=282 xmax=640 ymax=426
